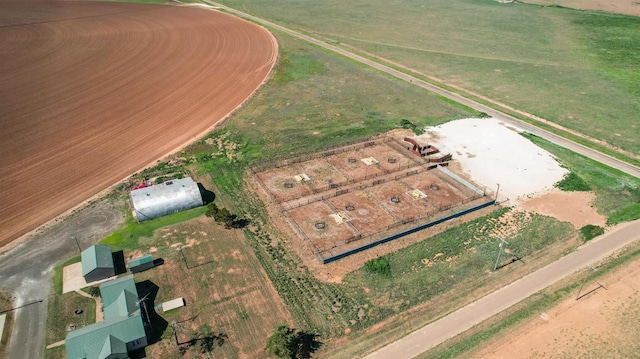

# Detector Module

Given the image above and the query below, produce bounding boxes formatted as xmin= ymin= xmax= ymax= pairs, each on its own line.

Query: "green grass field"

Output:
xmin=216 ymin=0 xmax=640 ymax=156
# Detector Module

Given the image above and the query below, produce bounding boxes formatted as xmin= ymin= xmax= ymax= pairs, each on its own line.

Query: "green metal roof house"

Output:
xmin=81 ymin=244 xmax=115 ymax=283
xmin=65 ymin=275 xmax=148 ymax=359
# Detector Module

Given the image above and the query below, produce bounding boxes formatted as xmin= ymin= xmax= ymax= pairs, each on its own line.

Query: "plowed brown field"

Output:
xmin=0 ymin=1 xmax=277 ymax=248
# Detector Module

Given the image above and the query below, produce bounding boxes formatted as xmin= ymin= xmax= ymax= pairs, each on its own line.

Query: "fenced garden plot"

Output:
xmin=253 ymin=137 xmax=490 ymax=262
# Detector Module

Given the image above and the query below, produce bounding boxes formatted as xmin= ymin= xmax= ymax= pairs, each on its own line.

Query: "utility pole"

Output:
xmin=71 ymin=236 xmax=81 ymax=253
xmin=493 ymin=237 xmax=509 ymax=271
xmin=495 ymin=183 xmax=500 ymax=203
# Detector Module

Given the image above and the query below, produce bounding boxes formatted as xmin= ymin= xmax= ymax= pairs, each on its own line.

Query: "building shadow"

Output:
xmin=197 ymin=183 xmax=216 ymax=204
xmin=135 ymin=280 xmax=168 ymax=346
xmin=112 ymin=250 xmax=127 ymax=275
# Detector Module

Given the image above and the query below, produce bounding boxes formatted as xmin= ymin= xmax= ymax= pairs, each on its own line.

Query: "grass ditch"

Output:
xmin=0 ymin=291 xmax=13 ymax=358
xmin=416 ymin=240 xmax=640 ymax=359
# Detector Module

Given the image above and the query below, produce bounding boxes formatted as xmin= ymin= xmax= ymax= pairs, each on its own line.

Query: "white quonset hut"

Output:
xmin=129 ymin=177 xmax=204 ymax=222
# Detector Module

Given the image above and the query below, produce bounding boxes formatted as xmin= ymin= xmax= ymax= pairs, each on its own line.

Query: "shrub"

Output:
xmin=364 ymin=257 xmax=391 ymax=278
xmin=555 ymin=172 xmax=590 ymax=191
xmin=580 ymin=224 xmax=604 ymax=242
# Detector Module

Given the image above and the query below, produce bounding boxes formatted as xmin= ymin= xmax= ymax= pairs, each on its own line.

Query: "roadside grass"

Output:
xmin=100 ymin=206 xmax=206 ymax=251
xmin=0 ymin=291 xmax=13 ymax=358
xmin=216 ymin=0 xmax=640 ymax=156
xmin=522 ymin=133 xmax=640 ymax=225
xmin=416 ymin=241 xmax=640 ymax=359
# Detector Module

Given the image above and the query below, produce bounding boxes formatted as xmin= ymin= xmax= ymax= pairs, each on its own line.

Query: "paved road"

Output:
xmin=365 ymin=220 xmax=640 ymax=358
xmin=204 ymin=0 xmax=640 ymax=179
xmin=0 ymin=201 xmax=123 ymax=359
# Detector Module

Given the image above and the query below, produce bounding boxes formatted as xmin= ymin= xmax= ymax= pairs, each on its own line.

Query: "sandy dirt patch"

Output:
xmin=62 ymin=262 xmax=114 ymax=294
xmin=520 ymin=188 xmax=606 ymax=229
xmin=520 ymin=0 xmax=640 ymax=17
xmin=0 ymin=2 xmax=277 ymax=248
xmin=471 ymin=256 xmax=640 ymax=359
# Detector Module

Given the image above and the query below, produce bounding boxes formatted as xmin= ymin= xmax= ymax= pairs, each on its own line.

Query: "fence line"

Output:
xmin=251 ymin=136 xmax=392 ymax=172
xmin=321 ymin=200 xmax=497 ymax=264
xmin=281 ymin=210 xmax=324 ymax=262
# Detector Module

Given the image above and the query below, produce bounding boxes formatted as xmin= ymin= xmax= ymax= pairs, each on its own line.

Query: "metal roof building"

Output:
xmin=65 ymin=275 xmax=147 ymax=359
xmin=129 ymin=177 xmax=204 ymax=222
xmin=81 ymin=244 xmax=115 ymax=283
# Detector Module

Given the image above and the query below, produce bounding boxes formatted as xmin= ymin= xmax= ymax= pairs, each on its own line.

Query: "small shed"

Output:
xmin=127 ymin=254 xmax=154 ymax=273
xmin=129 ymin=177 xmax=204 ymax=222
xmin=81 ymin=244 xmax=115 ymax=283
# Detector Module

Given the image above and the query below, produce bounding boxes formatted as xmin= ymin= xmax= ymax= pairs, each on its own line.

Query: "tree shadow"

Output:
xmin=230 ymin=218 xmax=250 ymax=229
xmin=294 ymin=331 xmax=322 ymax=359
xmin=197 ymin=183 xmax=216 ymax=204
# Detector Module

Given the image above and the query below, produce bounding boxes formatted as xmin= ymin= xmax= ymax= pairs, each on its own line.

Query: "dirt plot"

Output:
xmin=0 ymin=2 xmax=277 ymax=248
xmin=401 ymin=170 xmax=473 ymax=209
xmin=255 ymin=167 xmax=314 ymax=203
xmin=471 ymin=255 xmax=640 ymax=359
xmin=288 ymin=201 xmax=357 ymax=252
xmin=327 ymin=191 xmax=396 ymax=237
xmin=254 ymin=137 xmax=488 ymax=261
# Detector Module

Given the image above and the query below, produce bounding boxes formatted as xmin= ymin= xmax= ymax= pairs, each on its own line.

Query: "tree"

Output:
xmin=205 ymin=203 xmax=219 ymax=218
xmin=214 ymin=207 xmax=236 ymax=229
xmin=265 ymin=324 xmax=296 ymax=359
xmin=265 ymin=325 xmax=322 ymax=359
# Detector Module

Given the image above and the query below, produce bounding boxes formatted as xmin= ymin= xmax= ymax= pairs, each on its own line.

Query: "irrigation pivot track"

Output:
xmin=203 ymin=0 xmax=640 ymax=180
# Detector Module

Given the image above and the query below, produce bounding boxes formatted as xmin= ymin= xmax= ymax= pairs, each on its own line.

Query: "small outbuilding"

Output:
xmin=127 ymin=254 xmax=154 ymax=273
xmin=81 ymin=244 xmax=115 ymax=283
xmin=129 ymin=177 xmax=204 ymax=222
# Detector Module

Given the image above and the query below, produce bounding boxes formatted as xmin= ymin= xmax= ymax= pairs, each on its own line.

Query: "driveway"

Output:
xmin=0 ymin=200 xmax=123 ymax=359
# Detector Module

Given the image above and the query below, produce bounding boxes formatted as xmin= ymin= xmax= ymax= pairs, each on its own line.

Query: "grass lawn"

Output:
xmin=216 ymin=0 xmax=640 ymax=156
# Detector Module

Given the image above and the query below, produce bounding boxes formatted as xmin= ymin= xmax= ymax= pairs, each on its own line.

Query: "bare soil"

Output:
xmin=519 ymin=189 xmax=607 ymax=229
xmin=0 ymin=1 xmax=277 ymax=248
xmin=520 ymin=0 xmax=640 ymax=17
xmin=471 ymin=255 xmax=640 ymax=359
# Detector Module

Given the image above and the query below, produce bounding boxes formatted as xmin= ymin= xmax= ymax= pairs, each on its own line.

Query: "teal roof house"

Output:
xmin=81 ymin=244 xmax=115 ymax=283
xmin=65 ymin=275 xmax=148 ymax=359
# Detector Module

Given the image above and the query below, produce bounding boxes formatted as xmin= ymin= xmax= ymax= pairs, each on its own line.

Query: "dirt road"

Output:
xmin=204 ymin=0 xmax=640 ymax=180
xmin=364 ymin=220 xmax=640 ymax=358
